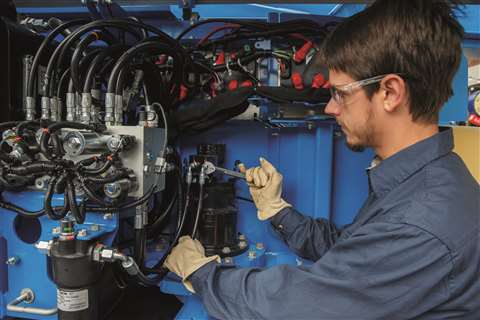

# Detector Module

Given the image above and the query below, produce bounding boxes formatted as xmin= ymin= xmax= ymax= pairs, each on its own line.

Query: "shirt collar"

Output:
xmin=368 ymin=127 xmax=454 ymax=197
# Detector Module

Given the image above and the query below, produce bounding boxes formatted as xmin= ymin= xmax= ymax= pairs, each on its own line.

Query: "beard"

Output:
xmin=346 ymin=142 xmax=366 ymax=152
xmin=343 ymin=111 xmax=374 ymax=153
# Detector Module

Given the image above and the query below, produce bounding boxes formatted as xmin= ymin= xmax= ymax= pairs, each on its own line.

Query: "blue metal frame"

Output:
xmin=2 ymin=2 xmax=478 ymax=319
xmin=159 ymin=120 xmax=373 ymax=319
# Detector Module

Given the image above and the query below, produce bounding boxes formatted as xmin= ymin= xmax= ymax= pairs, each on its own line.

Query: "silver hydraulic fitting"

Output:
xmin=92 ymin=244 xmax=128 ymax=263
xmin=114 ymin=94 xmax=124 ymax=125
xmin=66 ymin=92 xmax=75 ymax=121
xmin=50 ymin=97 xmax=59 ymax=121
xmin=80 ymin=93 xmax=92 ymax=124
xmin=40 ymin=96 xmax=50 ymax=120
xmin=105 ymin=93 xmax=115 ymax=125
xmin=25 ymin=96 xmax=36 ymax=120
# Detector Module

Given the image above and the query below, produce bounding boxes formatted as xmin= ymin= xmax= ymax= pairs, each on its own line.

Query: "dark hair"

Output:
xmin=322 ymin=0 xmax=464 ymax=123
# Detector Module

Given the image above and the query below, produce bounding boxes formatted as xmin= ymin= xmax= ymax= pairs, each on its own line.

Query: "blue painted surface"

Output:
xmin=0 ymin=191 xmax=119 ymax=319
xmin=159 ymin=120 xmax=371 ymax=319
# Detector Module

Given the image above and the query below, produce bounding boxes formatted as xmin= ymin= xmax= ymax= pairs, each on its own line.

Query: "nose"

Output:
xmin=325 ymin=98 xmax=341 ymax=117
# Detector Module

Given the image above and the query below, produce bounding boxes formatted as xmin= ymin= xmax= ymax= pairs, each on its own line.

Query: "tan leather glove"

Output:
xmin=240 ymin=158 xmax=291 ymax=220
xmin=164 ymin=236 xmax=220 ymax=293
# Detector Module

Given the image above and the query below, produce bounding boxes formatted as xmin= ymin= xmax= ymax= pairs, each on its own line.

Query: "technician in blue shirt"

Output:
xmin=165 ymin=0 xmax=480 ymax=319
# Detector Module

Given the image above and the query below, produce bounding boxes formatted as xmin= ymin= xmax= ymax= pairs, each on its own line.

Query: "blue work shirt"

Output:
xmin=190 ymin=128 xmax=480 ymax=320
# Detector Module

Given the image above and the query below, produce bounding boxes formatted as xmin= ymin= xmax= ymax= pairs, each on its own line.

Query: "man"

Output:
xmin=165 ymin=0 xmax=480 ymax=319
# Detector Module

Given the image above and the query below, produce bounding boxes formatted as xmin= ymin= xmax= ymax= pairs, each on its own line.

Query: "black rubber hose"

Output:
xmin=64 ymin=48 xmax=103 ymax=97
xmin=147 ymin=183 xmax=191 ymax=274
xmin=56 ymin=68 xmax=71 ymax=102
xmin=6 ymin=162 xmax=58 ymax=175
xmin=44 ymin=175 xmax=70 ymax=220
xmin=66 ymin=178 xmax=85 ymax=224
xmin=0 ymin=199 xmax=45 ymax=218
xmin=54 ymin=20 xmax=156 ymax=88
xmin=134 ymin=228 xmax=146 ymax=268
xmin=85 ymin=170 xmax=129 ymax=184
xmin=107 ymin=40 xmax=179 ymax=94
xmin=15 ymin=120 xmax=40 ymax=136
xmin=85 ymin=186 xmax=154 ymax=212
xmin=76 ymin=173 xmax=107 ymax=205
xmin=81 ymin=158 xmax=114 ymax=176
xmin=27 ymin=19 xmax=88 ymax=97
xmin=70 ymin=32 xmax=112 ymax=93
xmin=191 ymin=183 xmax=204 ymax=239
xmin=175 ymin=18 xmax=269 ymax=41
xmin=83 ymin=44 xmax=129 ymax=94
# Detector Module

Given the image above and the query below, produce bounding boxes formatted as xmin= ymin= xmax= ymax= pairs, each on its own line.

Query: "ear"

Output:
xmin=380 ymin=74 xmax=407 ymax=113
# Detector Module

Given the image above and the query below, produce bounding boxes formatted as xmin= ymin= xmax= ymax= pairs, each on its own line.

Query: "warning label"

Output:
xmin=57 ymin=289 xmax=89 ymax=312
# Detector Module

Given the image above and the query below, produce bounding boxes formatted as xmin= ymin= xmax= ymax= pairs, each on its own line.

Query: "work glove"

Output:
xmin=240 ymin=157 xmax=291 ymax=220
xmin=164 ymin=236 xmax=220 ymax=293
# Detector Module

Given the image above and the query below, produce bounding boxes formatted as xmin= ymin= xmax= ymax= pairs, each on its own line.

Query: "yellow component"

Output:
xmin=452 ymin=126 xmax=480 ymax=183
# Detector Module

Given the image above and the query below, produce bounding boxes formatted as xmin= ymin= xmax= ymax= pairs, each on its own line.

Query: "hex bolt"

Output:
xmin=248 ymin=251 xmax=257 ymax=260
xmin=221 ymin=247 xmax=231 ymax=255
xmin=238 ymin=234 xmax=246 ymax=241
xmin=256 ymin=243 xmax=264 ymax=250
xmin=239 ymin=241 xmax=247 ymax=249
xmin=6 ymin=256 xmax=19 ymax=265
xmin=52 ymin=227 xmax=60 ymax=234
xmin=77 ymin=229 xmax=87 ymax=237
xmin=90 ymin=224 xmax=100 ymax=232
xmin=103 ymin=213 xmax=114 ymax=220
xmin=224 ymin=257 xmax=233 ymax=264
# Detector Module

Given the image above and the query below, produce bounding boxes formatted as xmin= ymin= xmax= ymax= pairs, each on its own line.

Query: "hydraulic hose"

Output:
xmin=27 ymin=19 xmax=88 ymax=97
xmin=44 ymin=175 xmax=70 ymax=220
xmin=83 ymin=44 xmax=129 ymax=94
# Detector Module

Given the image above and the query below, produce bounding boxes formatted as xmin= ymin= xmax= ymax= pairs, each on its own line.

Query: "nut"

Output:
xmin=101 ymin=248 xmax=114 ymax=261
xmin=221 ymin=247 xmax=231 ymax=254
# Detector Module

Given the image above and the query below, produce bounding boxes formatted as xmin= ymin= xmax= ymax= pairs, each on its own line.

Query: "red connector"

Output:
xmin=312 ymin=73 xmax=326 ymax=89
xmin=291 ymin=72 xmax=304 ymax=90
xmin=293 ymin=41 xmax=313 ymax=63
xmin=240 ymin=80 xmax=253 ymax=88
xmin=179 ymin=84 xmax=188 ymax=101
xmin=228 ymin=80 xmax=238 ymax=91
xmin=215 ymin=51 xmax=225 ymax=65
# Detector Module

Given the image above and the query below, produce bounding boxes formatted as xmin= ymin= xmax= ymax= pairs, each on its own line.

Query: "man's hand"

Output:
xmin=239 ymin=157 xmax=291 ymax=220
xmin=164 ymin=236 xmax=220 ymax=292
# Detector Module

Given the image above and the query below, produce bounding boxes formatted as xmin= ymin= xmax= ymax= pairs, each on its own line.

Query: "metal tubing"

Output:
xmin=7 ymin=289 xmax=58 ymax=316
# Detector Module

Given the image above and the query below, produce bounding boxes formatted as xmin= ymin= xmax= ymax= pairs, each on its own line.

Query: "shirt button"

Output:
xmin=277 ymin=224 xmax=284 ymax=230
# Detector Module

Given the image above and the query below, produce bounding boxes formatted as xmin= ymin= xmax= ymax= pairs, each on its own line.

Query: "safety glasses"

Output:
xmin=329 ymin=74 xmax=395 ymax=106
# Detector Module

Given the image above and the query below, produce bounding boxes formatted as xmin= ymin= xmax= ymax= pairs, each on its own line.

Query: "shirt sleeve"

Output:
xmin=189 ymin=222 xmax=453 ymax=320
xmin=269 ymin=207 xmax=343 ymax=261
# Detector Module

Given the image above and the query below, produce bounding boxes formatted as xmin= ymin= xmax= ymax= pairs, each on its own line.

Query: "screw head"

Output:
xmin=103 ymin=213 xmax=114 ymax=220
xmin=6 ymin=256 xmax=19 ymax=265
xmin=90 ymin=224 xmax=100 ymax=232
xmin=239 ymin=241 xmax=247 ymax=249
xmin=77 ymin=229 xmax=87 ymax=237
xmin=248 ymin=251 xmax=256 ymax=260
xmin=52 ymin=227 xmax=60 ymax=234
xmin=221 ymin=247 xmax=231 ymax=254
xmin=256 ymin=242 xmax=264 ymax=250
